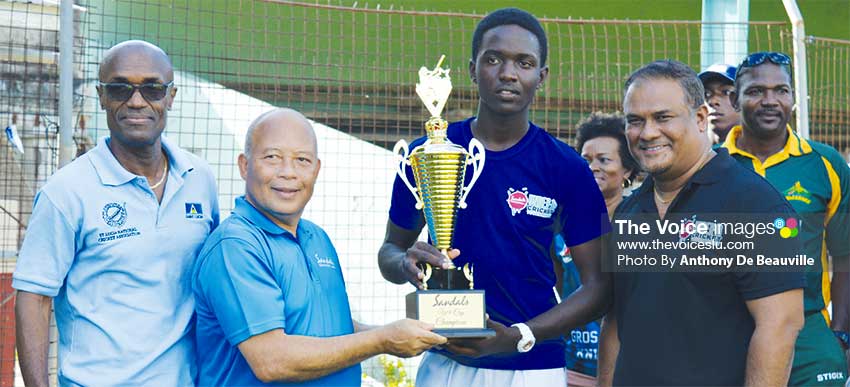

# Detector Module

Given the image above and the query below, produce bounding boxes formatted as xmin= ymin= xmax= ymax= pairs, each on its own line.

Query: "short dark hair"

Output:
xmin=624 ymin=59 xmax=705 ymax=110
xmin=576 ymin=112 xmax=639 ymax=183
xmin=471 ymin=8 xmax=548 ymax=67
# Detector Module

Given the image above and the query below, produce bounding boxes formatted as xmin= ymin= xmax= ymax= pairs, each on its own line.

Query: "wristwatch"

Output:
xmin=511 ymin=323 xmax=536 ymax=353
xmin=834 ymin=330 xmax=850 ymax=349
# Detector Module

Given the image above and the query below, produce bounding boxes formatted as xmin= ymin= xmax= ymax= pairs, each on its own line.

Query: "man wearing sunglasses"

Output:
xmin=13 ymin=40 xmax=219 ymax=386
xmin=723 ymin=51 xmax=850 ymax=386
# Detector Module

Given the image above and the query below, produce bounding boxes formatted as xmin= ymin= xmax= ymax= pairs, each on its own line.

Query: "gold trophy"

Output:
xmin=394 ymin=56 xmax=493 ymax=337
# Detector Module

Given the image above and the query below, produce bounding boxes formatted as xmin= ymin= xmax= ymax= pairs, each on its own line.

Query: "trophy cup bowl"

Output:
xmin=394 ymin=56 xmax=493 ymax=338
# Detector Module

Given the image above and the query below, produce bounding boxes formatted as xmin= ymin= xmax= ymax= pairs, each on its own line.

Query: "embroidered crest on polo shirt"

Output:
xmin=315 ymin=253 xmax=336 ymax=269
xmin=98 ymin=202 xmax=140 ymax=243
xmin=102 ymin=202 xmax=127 ymax=227
xmin=783 ymin=181 xmax=813 ymax=205
xmin=506 ymin=187 xmax=557 ymax=218
xmin=185 ymin=202 xmax=204 ymax=219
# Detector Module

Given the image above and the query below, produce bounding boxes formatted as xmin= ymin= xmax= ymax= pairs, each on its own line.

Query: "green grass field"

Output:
xmin=87 ymin=0 xmax=847 ymax=90
xmin=370 ymin=0 xmax=848 ymax=40
xmin=81 ymin=0 xmax=848 ymax=141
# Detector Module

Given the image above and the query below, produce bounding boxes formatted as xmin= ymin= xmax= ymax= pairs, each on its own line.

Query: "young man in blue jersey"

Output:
xmin=378 ymin=8 xmax=612 ymax=386
xmin=193 ymin=108 xmax=446 ymax=387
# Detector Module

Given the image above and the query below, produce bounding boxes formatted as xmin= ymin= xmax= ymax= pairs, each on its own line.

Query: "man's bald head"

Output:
xmin=98 ymin=40 xmax=174 ymax=82
xmin=239 ymin=108 xmax=321 ymax=235
xmin=244 ymin=108 xmax=318 ymax=157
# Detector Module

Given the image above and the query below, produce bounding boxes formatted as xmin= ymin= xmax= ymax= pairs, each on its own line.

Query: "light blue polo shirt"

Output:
xmin=13 ymin=136 xmax=219 ymax=386
xmin=193 ymin=197 xmax=359 ymax=387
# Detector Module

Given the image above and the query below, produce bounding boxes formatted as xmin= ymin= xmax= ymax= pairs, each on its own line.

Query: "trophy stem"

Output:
xmin=441 ymin=249 xmax=455 ymax=269
xmin=441 ymin=248 xmax=456 ymax=289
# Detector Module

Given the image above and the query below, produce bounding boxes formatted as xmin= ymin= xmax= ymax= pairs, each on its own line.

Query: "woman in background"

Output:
xmin=555 ymin=112 xmax=638 ymax=387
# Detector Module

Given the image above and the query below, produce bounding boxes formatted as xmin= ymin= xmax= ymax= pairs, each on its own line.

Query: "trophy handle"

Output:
xmin=462 ymin=263 xmax=474 ymax=289
xmin=458 ymin=138 xmax=485 ymax=209
xmin=421 ymin=263 xmax=432 ymax=290
xmin=393 ymin=139 xmax=424 ymax=210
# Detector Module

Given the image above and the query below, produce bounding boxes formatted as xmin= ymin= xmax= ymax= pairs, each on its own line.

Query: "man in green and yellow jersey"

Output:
xmin=724 ymin=51 xmax=849 ymax=386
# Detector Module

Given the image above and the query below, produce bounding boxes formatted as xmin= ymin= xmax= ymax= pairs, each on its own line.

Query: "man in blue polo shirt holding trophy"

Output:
xmin=192 ymin=108 xmax=447 ymax=386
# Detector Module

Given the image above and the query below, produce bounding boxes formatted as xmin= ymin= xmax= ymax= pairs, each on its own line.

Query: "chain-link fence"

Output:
xmin=1 ymin=1 xmax=69 ymax=385
xmin=1 ymin=0 xmax=848 ymax=385
xmin=807 ymin=36 xmax=850 ymax=157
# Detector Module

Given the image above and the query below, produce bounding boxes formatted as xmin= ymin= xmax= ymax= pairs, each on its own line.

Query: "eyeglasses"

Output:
xmin=98 ymin=81 xmax=173 ymax=102
xmin=739 ymin=52 xmax=791 ymax=69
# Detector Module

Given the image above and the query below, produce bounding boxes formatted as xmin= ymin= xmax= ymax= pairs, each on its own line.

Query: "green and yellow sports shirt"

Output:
xmin=723 ymin=125 xmax=850 ymax=320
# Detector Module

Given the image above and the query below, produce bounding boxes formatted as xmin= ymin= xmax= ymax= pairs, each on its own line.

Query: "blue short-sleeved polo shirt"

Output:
xmin=13 ymin=136 xmax=220 ymax=386
xmin=193 ymin=197 xmax=359 ymax=387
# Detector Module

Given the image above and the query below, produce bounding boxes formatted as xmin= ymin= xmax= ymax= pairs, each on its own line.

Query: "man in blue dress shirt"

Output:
xmin=193 ymin=108 xmax=446 ymax=386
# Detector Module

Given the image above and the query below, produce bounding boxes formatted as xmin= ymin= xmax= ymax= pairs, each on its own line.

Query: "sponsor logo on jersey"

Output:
xmin=784 ymin=181 xmax=812 ymax=204
xmin=678 ymin=215 xmax=723 ymax=243
xmin=506 ymin=187 xmax=557 ymax=218
xmin=315 ymin=253 xmax=336 ymax=269
xmin=506 ymin=187 xmax=529 ymax=216
xmin=185 ymin=203 xmax=204 ymax=219
xmin=817 ymin=372 xmax=845 ymax=382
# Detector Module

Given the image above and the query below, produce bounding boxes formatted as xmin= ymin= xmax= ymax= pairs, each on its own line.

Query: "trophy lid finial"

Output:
xmin=416 ymin=55 xmax=452 ymax=119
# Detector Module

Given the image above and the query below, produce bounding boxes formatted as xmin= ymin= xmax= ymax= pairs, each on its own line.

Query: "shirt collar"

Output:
xmin=689 ymin=147 xmax=734 ymax=185
xmin=722 ymin=124 xmax=812 ymax=162
xmin=161 ymin=135 xmax=195 ymax=176
xmin=631 ymin=148 xmax=734 ymax=211
xmin=233 ymin=196 xmax=305 ymax=238
xmin=89 ymin=135 xmax=196 ymax=186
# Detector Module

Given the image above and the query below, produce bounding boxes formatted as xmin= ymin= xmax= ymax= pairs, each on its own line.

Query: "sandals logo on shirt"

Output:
xmin=506 ymin=187 xmax=557 ymax=218
xmin=314 ymin=253 xmax=336 ymax=269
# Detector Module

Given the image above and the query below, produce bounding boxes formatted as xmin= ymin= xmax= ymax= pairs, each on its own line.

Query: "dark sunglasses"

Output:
xmin=739 ymin=52 xmax=791 ymax=69
xmin=98 ymin=81 xmax=173 ymax=102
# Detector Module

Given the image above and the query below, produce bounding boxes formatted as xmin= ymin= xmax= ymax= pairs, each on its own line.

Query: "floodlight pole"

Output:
xmin=700 ymin=0 xmax=749 ymax=69
xmin=781 ymin=0 xmax=810 ymax=139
